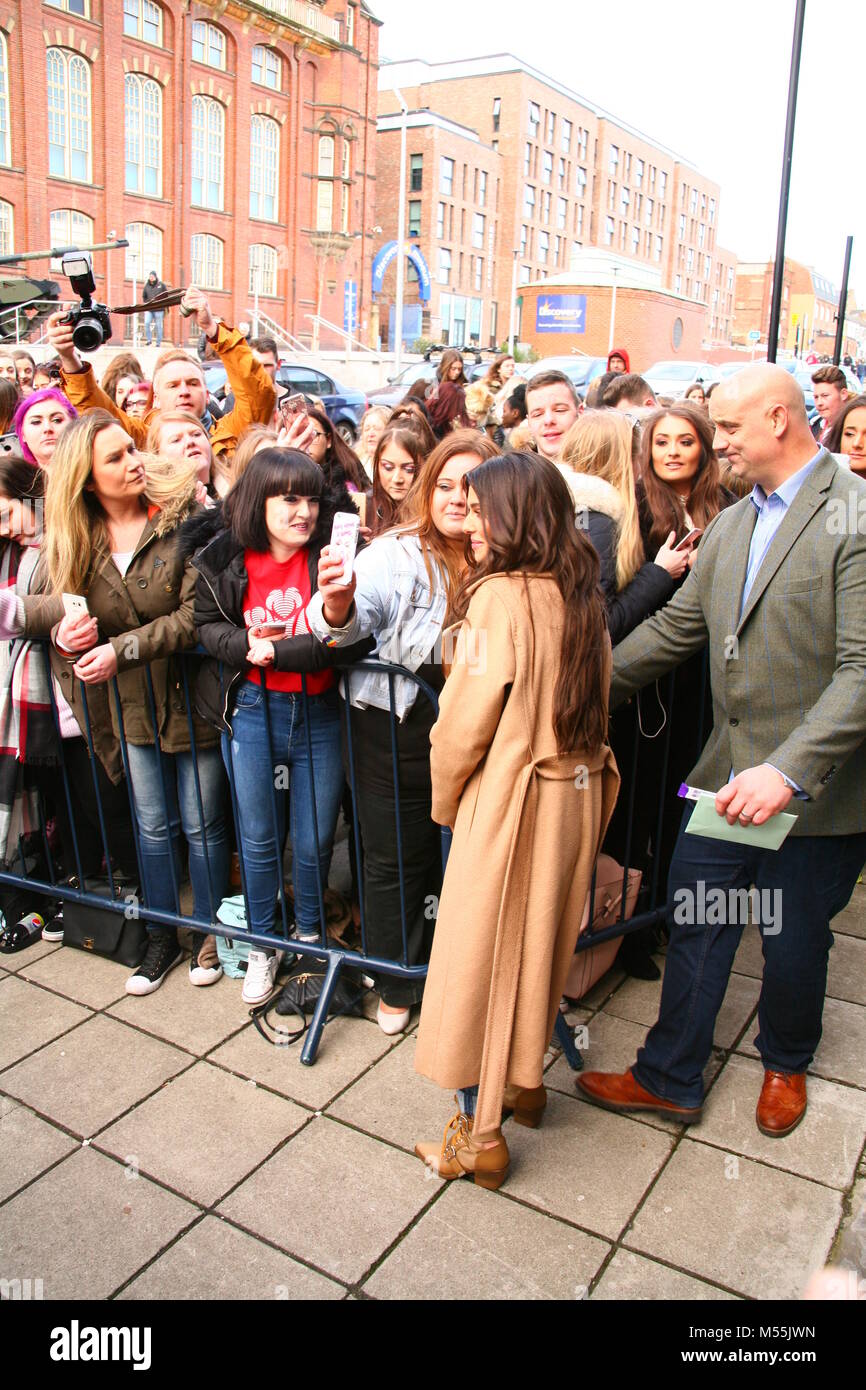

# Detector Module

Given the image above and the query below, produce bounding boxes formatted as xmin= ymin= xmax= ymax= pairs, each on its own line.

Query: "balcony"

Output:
xmin=215 ymin=0 xmax=342 ymax=50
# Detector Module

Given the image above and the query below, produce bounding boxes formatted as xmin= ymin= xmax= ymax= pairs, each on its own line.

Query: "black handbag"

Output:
xmin=251 ymin=944 xmax=366 ymax=1046
xmin=63 ymin=876 xmax=148 ymax=969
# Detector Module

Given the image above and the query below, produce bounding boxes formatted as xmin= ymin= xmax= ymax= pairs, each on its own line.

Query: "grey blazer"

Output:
xmin=610 ymin=451 xmax=866 ymax=836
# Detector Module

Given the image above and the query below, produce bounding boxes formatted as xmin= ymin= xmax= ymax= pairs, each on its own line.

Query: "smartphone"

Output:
xmin=0 ymin=432 xmax=17 ymax=454
xmin=329 ymin=511 xmax=361 ymax=586
xmin=252 ymin=622 xmax=287 ymax=639
xmin=675 ymin=527 xmax=703 ymax=551
xmin=279 ymin=393 xmax=308 ymax=422
xmin=62 ymin=593 xmax=90 ymax=620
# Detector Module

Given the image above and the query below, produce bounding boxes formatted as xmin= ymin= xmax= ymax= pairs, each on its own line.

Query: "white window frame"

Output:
xmin=438 ymin=247 xmax=452 ymax=286
xmin=47 ymin=48 xmax=91 ymax=183
xmin=251 ymin=44 xmax=281 ymax=90
xmin=192 ymin=20 xmax=226 ymax=70
xmin=523 ymin=184 xmax=535 ymax=218
xmin=557 ymin=197 xmax=567 ymax=231
xmin=604 ymin=216 xmax=615 ymax=246
xmin=249 ymin=242 xmax=277 ymax=297
xmin=436 ymin=202 xmax=445 ymax=239
xmin=439 ymin=156 xmax=454 ymax=195
xmin=124 ymin=221 xmax=162 ymax=281
xmin=542 ymin=150 xmax=553 ymax=185
xmin=318 ymin=134 xmax=335 ymax=177
xmin=472 ymin=212 xmax=484 ymax=249
xmin=250 ymin=114 xmax=279 ymax=221
xmin=0 ymin=198 xmax=12 ymax=256
xmin=528 ymin=102 xmax=540 ymax=137
xmin=123 ymin=0 xmax=162 ymax=45
xmin=191 ymin=95 xmax=224 ymax=210
xmin=190 ymin=232 xmax=223 ymax=290
xmin=316 ymin=181 xmax=333 ymax=231
xmin=478 ymin=170 xmax=487 ymax=207
xmin=124 ymin=73 xmax=162 ymax=196
xmin=561 ymin=119 xmax=572 ymax=153
xmin=49 ymin=209 xmax=93 ymax=268
xmin=46 ymin=0 xmax=90 ymax=13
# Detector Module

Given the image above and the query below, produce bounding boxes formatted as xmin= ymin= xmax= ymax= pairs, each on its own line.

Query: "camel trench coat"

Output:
xmin=414 ymin=573 xmax=619 ymax=1133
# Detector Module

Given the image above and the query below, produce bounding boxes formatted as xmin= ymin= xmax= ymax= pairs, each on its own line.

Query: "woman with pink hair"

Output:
xmin=13 ymin=388 xmax=77 ymax=471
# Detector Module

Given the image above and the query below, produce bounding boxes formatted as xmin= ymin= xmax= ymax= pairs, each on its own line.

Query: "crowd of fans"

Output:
xmin=1 ymin=292 xmax=864 ymax=1192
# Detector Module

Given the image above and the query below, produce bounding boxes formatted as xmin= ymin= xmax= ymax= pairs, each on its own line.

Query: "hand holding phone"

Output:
xmin=279 ymin=393 xmax=308 ymax=422
xmin=329 ymin=511 xmax=361 ymax=586
xmin=62 ymin=593 xmax=90 ymax=620
xmin=675 ymin=527 xmax=703 ymax=552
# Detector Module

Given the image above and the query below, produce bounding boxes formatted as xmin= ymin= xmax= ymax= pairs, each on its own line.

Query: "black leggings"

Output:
xmin=31 ymin=738 xmax=139 ymax=883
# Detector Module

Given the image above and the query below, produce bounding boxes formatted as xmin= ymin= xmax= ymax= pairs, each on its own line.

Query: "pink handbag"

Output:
xmin=563 ymin=854 xmax=642 ymax=1001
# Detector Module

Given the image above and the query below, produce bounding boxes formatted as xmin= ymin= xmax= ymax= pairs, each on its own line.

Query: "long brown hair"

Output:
xmin=388 ymin=400 xmax=437 ymax=456
xmin=483 ymin=353 xmax=512 ymax=390
xmin=639 ymin=403 xmax=727 ymax=549
xmin=370 ymin=424 xmax=427 ymax=537
xmin=397 ymin=429 xmax=497 ymax=600
xmin=454 ymin=451 xmax=608 ymax=755
xmin=437 ymin=349 xmax=467 ymax=385
xmin=308 ymin=407 xmax=369 ymax=492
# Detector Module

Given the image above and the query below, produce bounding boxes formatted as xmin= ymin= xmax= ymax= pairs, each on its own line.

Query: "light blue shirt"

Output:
xmin=740 ymin=451 xmax=822 ymax=614
xmin=734 ymin=449 xmax=822 ymax=798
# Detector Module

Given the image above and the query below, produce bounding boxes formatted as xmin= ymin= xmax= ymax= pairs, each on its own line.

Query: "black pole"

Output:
xmin=832 ymin=235 xmax=853 ymax=365
xmin=767 ymin=0 xmax=807 ymax=362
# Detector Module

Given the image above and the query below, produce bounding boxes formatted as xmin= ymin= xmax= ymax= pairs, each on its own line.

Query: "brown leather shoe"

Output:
xmin=756 ymin=1070 xmax=807 ymax=1137
xmin=576 ymin=1068 xmax=703 ymax=1123
xmin=415 ymin=1104 xmax=510 ymax=1190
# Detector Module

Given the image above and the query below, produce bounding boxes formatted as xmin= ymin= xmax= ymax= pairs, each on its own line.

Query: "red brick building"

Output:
xmin=377 ymin=56 xmax=739 ymax=354
xmin=0 ymin=0 xmax=380 ymax=347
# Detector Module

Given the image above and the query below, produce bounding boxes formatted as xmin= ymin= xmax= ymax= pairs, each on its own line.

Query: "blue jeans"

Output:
xmin=223 ymin=681 xmax=345 ymax=938
xmin=144 ymin=310 xmax=163 ymax=346
xmin=126 ymin=742 xmax=229 ymax=929
xmin=633 ymin=803 xmax=866 ymax=1108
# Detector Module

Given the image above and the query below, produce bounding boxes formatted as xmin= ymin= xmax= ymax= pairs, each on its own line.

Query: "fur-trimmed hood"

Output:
xmin=556 ymin=468 xmax=624 ymax=525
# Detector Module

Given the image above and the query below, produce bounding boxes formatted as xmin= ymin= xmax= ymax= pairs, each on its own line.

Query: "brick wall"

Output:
xmin=0 ymin=0 xmax=379 ymax=348
xmin=518 ymin=281 xmax=706 ymax=371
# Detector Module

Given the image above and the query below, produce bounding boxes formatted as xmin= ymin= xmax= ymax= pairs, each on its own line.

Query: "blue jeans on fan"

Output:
xmin=125 ymin=742 xmax=230 ymax=929
xmin=144 ymin=310 xmax=164 ymax=346
xmin=223 ymin=681 xmax=345 ymax=941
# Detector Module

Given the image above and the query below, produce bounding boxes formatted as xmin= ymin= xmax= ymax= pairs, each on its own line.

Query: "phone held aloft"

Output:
xmin=330 ymin=511 xmax=360 ymax=586
xmin=280 ymin=393 xmax=308 ymax=421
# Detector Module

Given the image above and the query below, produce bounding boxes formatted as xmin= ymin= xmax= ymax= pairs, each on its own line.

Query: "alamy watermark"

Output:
xmin=673 ymin=882 xmax=782 ymax=935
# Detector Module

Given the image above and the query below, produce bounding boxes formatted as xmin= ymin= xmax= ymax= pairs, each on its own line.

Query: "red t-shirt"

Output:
xmin=243 ymin=547 xmax=335 ymax=695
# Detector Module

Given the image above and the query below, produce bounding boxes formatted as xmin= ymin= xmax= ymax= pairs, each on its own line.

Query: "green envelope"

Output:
xmin=684 ymin=794 xmax=797 ymax=850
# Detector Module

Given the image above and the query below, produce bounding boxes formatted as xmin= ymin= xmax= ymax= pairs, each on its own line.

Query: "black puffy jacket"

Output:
xmin=178 ymin=486 xmax=373 ymax=734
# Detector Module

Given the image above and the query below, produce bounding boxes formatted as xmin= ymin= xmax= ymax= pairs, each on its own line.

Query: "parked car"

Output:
xmin=522 ymin=355 xmax=608 ymax=394
xmin=643 ymin=360 xmax=720 ymax=399
xmin=366 ymin=349 xmax=510 ymax=409
xmin=203 ymin=360 xmax=367 ymax=443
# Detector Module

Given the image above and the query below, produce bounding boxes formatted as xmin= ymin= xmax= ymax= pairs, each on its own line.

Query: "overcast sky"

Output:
xmin=371 ymin=0 xmax=865 ymax=305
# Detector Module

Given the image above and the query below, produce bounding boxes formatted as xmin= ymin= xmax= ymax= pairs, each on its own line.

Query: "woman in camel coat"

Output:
xmin=414 ymin=451 xmax=619 ymax=1190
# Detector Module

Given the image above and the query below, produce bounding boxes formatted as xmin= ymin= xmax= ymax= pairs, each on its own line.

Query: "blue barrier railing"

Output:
xmin=0 ymin=642 xmax=696 ymax=1065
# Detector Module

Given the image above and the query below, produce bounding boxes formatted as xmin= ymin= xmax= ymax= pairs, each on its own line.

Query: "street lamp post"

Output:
xmin=128 ymin=251 xmax=139 ymax=349
xmin=508 ymin=251 xmax=518 ymax=357
xmin=393 ymin=87 xmax=408 ymax=376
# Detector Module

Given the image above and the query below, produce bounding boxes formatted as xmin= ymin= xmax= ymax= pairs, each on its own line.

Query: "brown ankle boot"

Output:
xmin=502 ymin=1083 xmax=547 ymax=1128
xmin=415 ymin=1102 xmax=510 ymax=1190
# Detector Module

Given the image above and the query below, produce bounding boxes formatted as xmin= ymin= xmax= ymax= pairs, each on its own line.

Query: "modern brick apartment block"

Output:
xmin=377 ymin=55 xmax=738 ymax=351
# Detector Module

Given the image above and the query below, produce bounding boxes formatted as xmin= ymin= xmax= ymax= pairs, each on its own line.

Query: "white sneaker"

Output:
xmin=241 ymin=948 xmax=282 ymax=1005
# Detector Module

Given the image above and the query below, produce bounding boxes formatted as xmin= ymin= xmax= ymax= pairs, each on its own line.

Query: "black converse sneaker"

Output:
xmin=41 ymin=906 xmax=64 ymax=943
xmin=125 ymin=929 xmax=183 ymax=996
xmin=189 ymin=931 xmax=223 ymax=986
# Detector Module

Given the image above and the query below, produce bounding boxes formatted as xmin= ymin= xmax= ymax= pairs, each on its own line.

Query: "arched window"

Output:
xmin=191 ymin=20 xmax=225 ymax=70
xmin=249 ymin=244 xmax=277 ymax=297
xmin=0 ymin=199 xmax=13 ymax=256
xmin=47 ymin=48 xmax=91 ymax=181
xmin=0 ymin=32 xmax=9 ymax=167
xmin=251 ymin=45 xmax=280 ymax=90
xmin=250 ymin=115 xmax=278 ymax=221
xmin=317 ymin=134 xmax=335 ymax=177
xmin=191 ymin=96 xmax=224 ymax=210
xmin=190 ymin=233 xmax=223 ymax=290
xmin=124 ymin=74 xmax=161 ymax=195
xmin=125 ymin=222 xmax=163 ymax=282
xmin=123 ymin=0 xmax=163 ymax=45
xmin=49 ymin=209 xmax=93 ymax=268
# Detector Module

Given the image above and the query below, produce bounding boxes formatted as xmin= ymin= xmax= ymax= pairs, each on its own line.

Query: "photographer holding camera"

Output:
xmin=45 ymin=285 xmax=274 ymax=468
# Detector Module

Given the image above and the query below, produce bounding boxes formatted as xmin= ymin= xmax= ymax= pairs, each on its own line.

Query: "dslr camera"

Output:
xmin=61 ymin=252 xmax=112 ymax=352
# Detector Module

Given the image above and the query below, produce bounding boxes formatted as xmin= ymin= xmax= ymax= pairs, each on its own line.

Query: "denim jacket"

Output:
xmin=307 ymin=533 xmax=447 ymax=720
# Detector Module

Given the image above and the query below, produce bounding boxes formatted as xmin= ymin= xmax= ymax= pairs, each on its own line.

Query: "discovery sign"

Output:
xmin=536 ymin=294 xmax=587 ymax=334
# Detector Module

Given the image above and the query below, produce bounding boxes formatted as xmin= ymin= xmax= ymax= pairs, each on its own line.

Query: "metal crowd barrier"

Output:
xmin=0 ymin=644 xmax=704 ymax=1066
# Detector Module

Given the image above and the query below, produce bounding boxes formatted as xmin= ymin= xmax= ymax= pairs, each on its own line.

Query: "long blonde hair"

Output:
xmin=44 ymin=410 xmax=195 ymax=593
xmin=559 ymin=410 xmax=644 ymax=589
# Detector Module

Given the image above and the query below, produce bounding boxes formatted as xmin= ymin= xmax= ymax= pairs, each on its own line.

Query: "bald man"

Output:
xmin=578 ymin=364 xmax=866 ymax=1137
